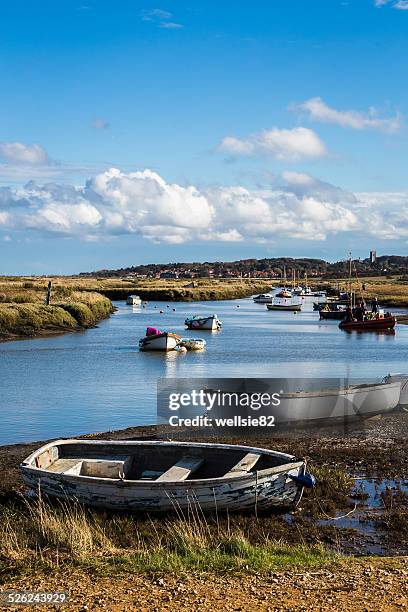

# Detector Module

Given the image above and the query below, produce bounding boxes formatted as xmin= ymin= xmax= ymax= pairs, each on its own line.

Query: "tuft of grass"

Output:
xmin=0 ymin=497 xmax=339 ymax=577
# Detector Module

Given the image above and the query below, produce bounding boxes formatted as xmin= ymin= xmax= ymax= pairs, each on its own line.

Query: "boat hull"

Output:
xmin=267 ymin=303 xmax=302 ymax=311
xmin=20 ymin=440 xmax=306 ymax=513
xmin=185 ymin=316 xmax=220 ymax=330
xmin=267 ymin=381 xmax=401 ymax=423
xmin=139 ymin=333 xmax=179 ymax=351
xmin=319 ymin=310 xmax=346 ymax=320
xmin=179 ymin=338 xmax=206 ymax=350
xmin=339 ymin=316 xmax=396 ymax=331
xmin=253 ymin=295 xmax=273 ymax=303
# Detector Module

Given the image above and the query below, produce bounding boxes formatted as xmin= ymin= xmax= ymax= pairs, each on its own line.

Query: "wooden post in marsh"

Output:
xmin=45 ymin=281 xmax=53 ymax=305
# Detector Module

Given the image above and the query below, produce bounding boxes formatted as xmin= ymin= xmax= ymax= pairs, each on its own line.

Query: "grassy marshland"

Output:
xmin=0 ymin=494 xmax=337 ymax=579
xmin=324 ymin=275 xmax=408 ymax=308
xmin=0 ymin=276 xmax=273 ymax=303
xmin=0 ymin=283 xmax=114 ymax=340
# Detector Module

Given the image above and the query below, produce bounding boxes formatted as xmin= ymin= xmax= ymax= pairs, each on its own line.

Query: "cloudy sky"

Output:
xmin=1 ymin=0 xmax=408 ymax=274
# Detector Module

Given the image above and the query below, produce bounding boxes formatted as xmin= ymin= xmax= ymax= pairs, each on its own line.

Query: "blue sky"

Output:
xmin=0 ymin=0 xmax=407 ymax=274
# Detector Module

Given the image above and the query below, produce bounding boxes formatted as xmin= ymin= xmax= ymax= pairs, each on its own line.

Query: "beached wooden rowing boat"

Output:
xmin=20 ymin=440 xmax=313 ymax=512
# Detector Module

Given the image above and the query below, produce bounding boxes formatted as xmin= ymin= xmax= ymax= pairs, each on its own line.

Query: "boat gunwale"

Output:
xmin=278 ymin=380 xmax=401 ymax=399
xmin=20 ymin=439 xmax=304 ymax=485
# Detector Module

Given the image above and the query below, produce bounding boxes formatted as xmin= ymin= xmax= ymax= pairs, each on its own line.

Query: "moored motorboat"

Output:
xmin=126 ymin=294 xmax=142 ymax=305
xmin=275 ymin=289 xmax=292 ymax=298
xmin=20 ymin=440 xmax=314 ymax=513
xmin=267 ymin=297 xmax=302 ymax=311
xmin=339 ymin=313 xmax=396 ymax=332
xmin=178 ymin=338 xmax=206 ymax=351
xmin=253 ymin=294 xmax=273 ymax=303
xmin=139 ymin=327 xmax=180 ymax=351
xmin=319 ymin=305 xmax=347 ymax=320
xmin=185 ymin=314 xmax=222 ymax=330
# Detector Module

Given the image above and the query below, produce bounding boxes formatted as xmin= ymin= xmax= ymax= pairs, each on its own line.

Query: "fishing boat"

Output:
xmin=253 ymin=294 xmax=273 ymax=303
xmin=139 ymin=327 xmax=180 ymax=351
xmin=20 ymin=440 xmax=314 ymax=513
xmin=126 ymin=294 xmax=142 ymax=305
xmin=178 ymin=338 xmax=206 ymax=351
xmin=267 ymin=297 xmax=302 ymax=311
xmin=339 ymin=313 xmax=396 ymax=332
xmin=185 ymin=314 xmax=222 ymax=330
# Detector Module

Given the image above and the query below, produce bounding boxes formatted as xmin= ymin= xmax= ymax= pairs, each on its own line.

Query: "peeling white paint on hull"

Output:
xmin=20 ymin=440 xmax=307 ymax=513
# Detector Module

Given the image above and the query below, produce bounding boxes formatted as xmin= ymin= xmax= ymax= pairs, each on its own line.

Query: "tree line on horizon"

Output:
xmin=79 ymin=255 xmax=408 ymax=279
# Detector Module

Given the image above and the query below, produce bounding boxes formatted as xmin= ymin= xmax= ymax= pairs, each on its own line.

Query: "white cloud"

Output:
xmin=374 ymin=0 xmax=408 ymax=7
xmin=219 ymin=127 xmax=327 ymax=161
xmin=159 ymin=21 xmax=183 ymax=29
xmin=294 ymin=97 xmax=402 ymax=133
xmin=0 ymin=168 xmax=407 ymax=245
xmin=0 ymin=142 xmax=50 ymax=165
xmin=140 ymin=8 xmax=183 ymax=29
xmin=141 ymin=8 xmax=172 ymax=21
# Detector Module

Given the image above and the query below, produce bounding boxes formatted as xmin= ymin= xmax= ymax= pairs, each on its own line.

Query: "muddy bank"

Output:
xmin=1 ymin=557 xmax=406 ymax=611
xmin=0 ymin=412 xmax=407 ymax=559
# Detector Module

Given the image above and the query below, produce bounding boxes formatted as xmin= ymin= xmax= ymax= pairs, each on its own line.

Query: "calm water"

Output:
xmin=1 ymin=297 xmax=408 ymax=445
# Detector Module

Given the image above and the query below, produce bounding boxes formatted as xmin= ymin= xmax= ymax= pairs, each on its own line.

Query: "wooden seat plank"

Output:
xmin=156 ymin=456 xmax=204 ymax=482
xmin=224 ymin=452 xmax=261 ymax=477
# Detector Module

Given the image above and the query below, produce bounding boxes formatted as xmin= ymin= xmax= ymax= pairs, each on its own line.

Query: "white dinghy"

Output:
xmin=20 ymin=440 xmax=314 ymax=513
xmin=139 ymin=327 xmax=181 ymax=351
xmin=185 ymin=314 xmax=222 ymax=331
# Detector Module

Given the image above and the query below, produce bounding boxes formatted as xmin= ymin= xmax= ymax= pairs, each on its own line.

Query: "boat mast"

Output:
xmin=348 ymin=252 xmax=354 ymax=308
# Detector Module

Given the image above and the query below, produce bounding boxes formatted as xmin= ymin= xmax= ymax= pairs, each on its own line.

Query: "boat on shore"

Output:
xmin=20 ymin=440 xmax=314 ymax=512
xmin=246 ymin=379 xmax=402 ymax=424
xmin=185 ymin=314 xmax=222 ymax=330
xmin=279 ymin=380 xmax=401 ymax=422
xmin=139 ymin=327 xmax=180 ymax=351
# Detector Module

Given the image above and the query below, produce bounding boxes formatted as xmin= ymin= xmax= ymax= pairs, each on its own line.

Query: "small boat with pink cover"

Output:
xmin=139 ymin=327 xmax=180 ymax=351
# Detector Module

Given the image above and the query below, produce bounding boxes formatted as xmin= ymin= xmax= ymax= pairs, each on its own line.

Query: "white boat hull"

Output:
xmin=139 ymin=333 xmax=179 ymax=351
xmin=268 ymin=381 xmax=401 ymax=422
xmin=267 ymin=301 xmax=302 ymax=311
xmin=253 ymin=295 xmax=273 ymax=303
xmin=20 ymin=440 xmax=307 ymax=513
xmin=185 ymin=316 xmax=220 ymax=330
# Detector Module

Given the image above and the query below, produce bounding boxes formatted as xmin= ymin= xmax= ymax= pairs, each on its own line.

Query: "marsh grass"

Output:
xmin=0 ymin=496 xmax=337 ymax=577
xmin=0 ymin=288 xmax=113 ymax=339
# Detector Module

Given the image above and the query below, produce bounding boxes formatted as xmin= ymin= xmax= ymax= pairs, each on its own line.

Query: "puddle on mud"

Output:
xmin=290 ymin=477 xmax=408 ymax=556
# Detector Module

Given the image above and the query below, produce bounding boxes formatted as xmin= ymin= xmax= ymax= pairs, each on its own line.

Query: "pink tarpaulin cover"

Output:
xmin=146 ymin=326 xmax=161 ymax=336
